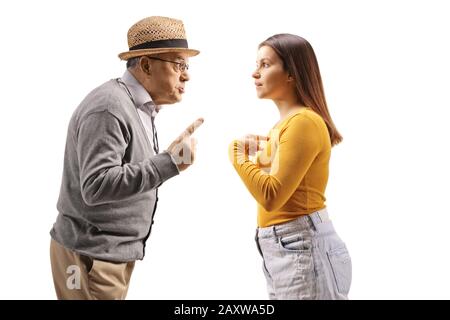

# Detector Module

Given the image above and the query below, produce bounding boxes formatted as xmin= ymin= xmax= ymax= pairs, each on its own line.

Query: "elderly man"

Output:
xmin=49 ymin=16 xmax=203 ymax=300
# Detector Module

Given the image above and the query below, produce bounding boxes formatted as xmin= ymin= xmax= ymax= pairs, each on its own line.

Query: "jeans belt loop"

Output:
xmin=272 ymin=225 xmax=279 ymax=243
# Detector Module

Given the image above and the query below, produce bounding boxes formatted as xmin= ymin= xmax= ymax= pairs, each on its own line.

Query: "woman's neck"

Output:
xmin=274 ymin=98 xmax=306 ymax=121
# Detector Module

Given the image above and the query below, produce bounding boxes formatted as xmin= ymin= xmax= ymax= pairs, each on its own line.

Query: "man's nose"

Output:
xmin=181 ymin=70 xmax=190 ymax=81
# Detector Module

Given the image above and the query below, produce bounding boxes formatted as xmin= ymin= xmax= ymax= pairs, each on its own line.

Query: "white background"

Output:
xmin=0 ymin=0 xmax=449 ymax=299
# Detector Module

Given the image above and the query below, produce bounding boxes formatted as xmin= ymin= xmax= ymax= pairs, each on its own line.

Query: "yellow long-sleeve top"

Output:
xmin=230 ymin=107 xmax=331 ymax=227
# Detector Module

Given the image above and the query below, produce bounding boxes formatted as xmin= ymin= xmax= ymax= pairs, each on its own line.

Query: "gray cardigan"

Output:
xmin=50 ymin=79 xmax=179 ymax=262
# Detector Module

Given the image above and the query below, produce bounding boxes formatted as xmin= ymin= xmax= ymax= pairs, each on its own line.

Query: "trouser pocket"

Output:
xmin=326 ymin=246 xmax=352 ymax=295
xmin=87 ymin=259 xmax=135 ymax=300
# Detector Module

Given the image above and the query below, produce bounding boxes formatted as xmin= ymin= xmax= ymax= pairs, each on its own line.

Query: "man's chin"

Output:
xmin=172 ymin=93 xmax=183 ymax=103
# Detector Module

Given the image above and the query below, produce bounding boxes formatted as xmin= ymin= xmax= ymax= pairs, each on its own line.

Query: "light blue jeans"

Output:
xmin=255 ymin=209 xmax=352 ymax=300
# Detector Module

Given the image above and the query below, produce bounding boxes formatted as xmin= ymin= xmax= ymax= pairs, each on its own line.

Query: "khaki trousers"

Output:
xmin=50 ymin=239 xmax=135 ymax=300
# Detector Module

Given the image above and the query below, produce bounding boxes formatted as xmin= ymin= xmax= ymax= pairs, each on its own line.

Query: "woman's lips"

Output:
xmin=178 ymin=87 xmax=185 ymax=94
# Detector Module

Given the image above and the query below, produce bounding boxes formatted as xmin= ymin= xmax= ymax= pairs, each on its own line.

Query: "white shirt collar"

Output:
xmin=121 ymin=70 xmax=159 ymax=117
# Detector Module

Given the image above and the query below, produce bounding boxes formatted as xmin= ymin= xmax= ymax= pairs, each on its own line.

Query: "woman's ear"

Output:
xmin=287 ymin=74 xmax=294 ymax=82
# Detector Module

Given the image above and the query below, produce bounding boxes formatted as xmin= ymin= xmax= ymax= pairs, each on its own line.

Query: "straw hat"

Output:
xmin=118 ymin=16 xmax=200 ymax=60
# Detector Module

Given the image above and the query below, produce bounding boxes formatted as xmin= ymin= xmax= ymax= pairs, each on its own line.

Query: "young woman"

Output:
xmin=229 ymin=34 xmax=352 ymax=299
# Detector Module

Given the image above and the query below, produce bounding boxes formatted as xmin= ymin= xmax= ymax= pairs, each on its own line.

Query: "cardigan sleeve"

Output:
xmin=77 ymin=110 xmax=179 ymax=206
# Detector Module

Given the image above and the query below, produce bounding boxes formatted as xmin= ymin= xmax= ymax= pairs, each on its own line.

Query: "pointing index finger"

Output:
xmin=182 ymin=118 xmax=204 ymax=137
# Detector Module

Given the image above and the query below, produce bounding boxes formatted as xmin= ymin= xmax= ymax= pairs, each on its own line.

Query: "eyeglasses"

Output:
xmin=146 ymin=56 xmax=189 ymax=72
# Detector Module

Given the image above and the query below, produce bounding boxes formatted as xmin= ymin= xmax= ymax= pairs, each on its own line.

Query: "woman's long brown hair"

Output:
xmin=260 ymin=34 xmax=343 ymax=146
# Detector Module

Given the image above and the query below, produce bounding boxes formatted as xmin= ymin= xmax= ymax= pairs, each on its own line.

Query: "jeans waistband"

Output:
xmin=257 ymin=208 xmax=334 ymax=239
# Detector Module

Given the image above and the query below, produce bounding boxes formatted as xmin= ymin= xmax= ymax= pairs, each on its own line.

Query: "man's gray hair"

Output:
xmin=126 ymin=57 xmax=140 ymax=69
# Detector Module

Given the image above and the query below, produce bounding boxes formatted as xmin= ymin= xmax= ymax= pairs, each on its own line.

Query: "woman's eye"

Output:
xmin=263 ymin=63 xmax=269 ymax=68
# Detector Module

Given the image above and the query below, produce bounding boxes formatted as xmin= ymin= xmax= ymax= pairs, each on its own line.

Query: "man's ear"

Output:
xmin=140 ymin=57 xmax=152 ymax=75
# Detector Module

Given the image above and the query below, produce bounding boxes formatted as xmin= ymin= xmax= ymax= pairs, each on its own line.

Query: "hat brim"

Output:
xmin=118 ymin=47 xmax=200 ymax=60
